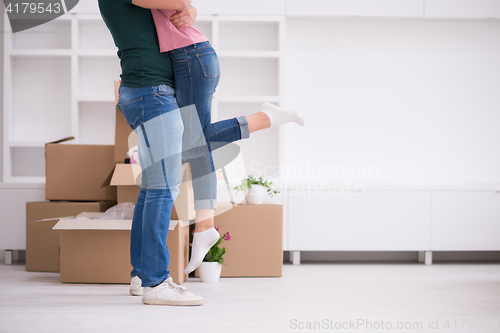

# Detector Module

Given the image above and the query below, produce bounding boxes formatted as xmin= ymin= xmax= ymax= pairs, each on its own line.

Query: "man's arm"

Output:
xmin=170 ymin=5 xmax=197 ymax=28
xmin=132 ymin=0 xmax=191 ymax=10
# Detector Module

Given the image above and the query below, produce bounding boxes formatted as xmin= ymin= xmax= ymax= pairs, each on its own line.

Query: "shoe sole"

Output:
xmin=142 ymin=298 xmax=204 ymax=306
xmin=130 ymin=289 xmax=144 ymax=296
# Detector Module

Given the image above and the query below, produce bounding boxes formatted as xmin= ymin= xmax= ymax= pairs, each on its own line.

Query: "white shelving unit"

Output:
xmin=3 ymin=13 xmax=119 ymax=182
xmin=3 ymin=13 xmax=284 ymax=183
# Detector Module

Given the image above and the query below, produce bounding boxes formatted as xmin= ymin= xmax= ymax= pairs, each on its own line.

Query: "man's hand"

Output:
xmin=170 ymin=6 xmax=197 ymax=28
xmin=132 ymin=0 xmax=190 ymax=10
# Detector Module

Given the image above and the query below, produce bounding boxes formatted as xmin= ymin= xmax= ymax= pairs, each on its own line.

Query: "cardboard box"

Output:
xmin=196 ymin=203 xmax=283 ymax=277
xmin=26 ymin=201 xmax=116 ymax=272
xmin=104 ymin=163 xmax=195 ymax=221
xmin=54 ymin=212 xmax=189 ymax=284
xmin=45 ymin=137 xmax=117 ymax=201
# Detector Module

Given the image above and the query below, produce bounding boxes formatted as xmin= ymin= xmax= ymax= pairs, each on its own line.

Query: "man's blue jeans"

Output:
xmin=118 ymin=85 xmax=183 ymax=287
xmin=170 ymin=41 xmax=250 ymax=211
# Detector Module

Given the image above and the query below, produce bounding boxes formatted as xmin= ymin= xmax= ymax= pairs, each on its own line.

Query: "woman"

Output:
xmin=98 ymin=0 xmax=303 ymax=306
xmin=151 ymin=8 xmax=305 ymax=275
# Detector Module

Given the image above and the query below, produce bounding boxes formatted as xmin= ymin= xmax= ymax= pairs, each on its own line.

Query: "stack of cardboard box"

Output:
xmin=26 ymin=137 xmax=117 ymax=275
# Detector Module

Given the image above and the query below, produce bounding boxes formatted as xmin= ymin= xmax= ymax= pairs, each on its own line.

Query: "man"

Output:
xmin=98 ymin=0 xmax=203 ymax=306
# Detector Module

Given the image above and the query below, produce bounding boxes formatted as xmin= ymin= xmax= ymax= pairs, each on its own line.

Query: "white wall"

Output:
xmin=283 ymin=18 xmax=500 ymax=185
xmin=1 ymin=1 xmax=4 ymax=181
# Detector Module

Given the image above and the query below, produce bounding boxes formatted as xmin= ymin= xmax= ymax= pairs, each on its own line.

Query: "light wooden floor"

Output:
xmin=0 ymin=263 xmax=499 ymax=333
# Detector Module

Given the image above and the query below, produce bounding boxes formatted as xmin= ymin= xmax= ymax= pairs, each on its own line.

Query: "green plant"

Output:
xmin=202 ymin=226 xmax=231 ymax=265
xmin=233 ymin=175 xmax=279 ymax=197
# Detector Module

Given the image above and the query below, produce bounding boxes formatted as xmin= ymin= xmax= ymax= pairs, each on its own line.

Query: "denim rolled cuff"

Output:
xmin=194 ymin=199 xmax=218 ymax=210
xmin=236 ymin=116 xmax=250 ymax=140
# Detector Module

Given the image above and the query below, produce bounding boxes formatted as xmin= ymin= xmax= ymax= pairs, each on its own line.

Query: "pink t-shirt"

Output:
xmin=151 ymin=9 xmax=208 ymax=52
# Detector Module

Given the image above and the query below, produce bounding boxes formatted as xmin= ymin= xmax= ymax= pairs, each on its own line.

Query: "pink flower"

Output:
xmin=214 ymin=226 xmax=220 ymax=232
xmin=224 ymin=231 xmax=231 ymax=241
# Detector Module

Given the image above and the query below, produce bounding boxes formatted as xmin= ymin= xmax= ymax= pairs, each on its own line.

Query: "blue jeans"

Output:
xmin=118 ymin=81 xmax=249 ymax=287
xmin=170 ymin=41 xmax=250 ymax=210
xmin=117 ymin=85 xmax=183 ymax=287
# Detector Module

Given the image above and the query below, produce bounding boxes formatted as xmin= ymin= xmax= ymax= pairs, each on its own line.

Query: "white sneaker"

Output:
xmin=130 ymin=276 xmax=144 ymax=296
xmin=142 ymin=277 xmax=204 ymax=306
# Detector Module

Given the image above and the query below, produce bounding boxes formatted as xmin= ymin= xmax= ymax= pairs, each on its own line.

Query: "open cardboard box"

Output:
xmin=102 ymin=163 xmax=196 ymax=221
xmin=45 ymin=137 xmax=117 ymax=201
xmin=53 ymin=212 xmax=189 ymax=284
xmin=26 ymin=201 xmax=116 ymax=273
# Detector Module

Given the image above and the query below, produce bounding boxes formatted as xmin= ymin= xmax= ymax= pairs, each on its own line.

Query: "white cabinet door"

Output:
xmin=431 ymin=191 xmax=500 ymax=251
xmin=193 ymin=0 xmax=286 ymax=15
xmin=286 ymin=0 xmax=424 ymax=17
xmin=425 ymin=0 xmax=500 ymax=18
xmin=0 ymin=188 xmax=45 ymax=249
xmin=288 ymin=190 xmax=431 ymax=251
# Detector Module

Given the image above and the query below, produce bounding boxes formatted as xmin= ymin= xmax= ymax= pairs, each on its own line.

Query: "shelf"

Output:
xmin=6 ymin=13 xmax=72 ymax=21
xmin=78 ymin=102 xmax=116 ymax=145
xmin=194 ymin=21 xmax=212 ymax=42
xmin=218 ymin=95 xmax=280 ymax=103
xmin=196 ymin=15 xmax=214 ymax=22
xmin=77 ymin=50 xmax=117 ymax=57
xmin=216 ymin=15 xmax=284 ymax=22
xmin=79 ymin=19 xmax=117 ymax=50
xmin=10 ymin=50 xmax=72 ymax=57
xmin=2 ymin=176 xmax=46 ymax=184
xmin=11 ymin=57 xmax=72 ymax=142
xmin=77 ymin=95 xmax=115 ymax=102
xmin=8 ymin=141 xmax=45 ymax=147
xmin=0 ymin=182 xmax=45 ymax=189
xmin=69 ymin=13 xmax=103 ymax=21
xmin=218 ymin=58 xmax=279 ymax=96
xmin=219 ymin=21 xmax=279 ymax=51
xmin=11 ymin=18 xmax=71 ymax=49
xmin=11 ymin=146 xmax=46 ymax=177
xmin=218 ymin=51 xmax=280 ymax=58
xmin=78 ymin=57 xmax=121 ymax=96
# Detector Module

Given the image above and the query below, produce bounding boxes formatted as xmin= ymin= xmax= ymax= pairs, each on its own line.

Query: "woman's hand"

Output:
xmin=170 ymin=5 xmax=197 ymax=28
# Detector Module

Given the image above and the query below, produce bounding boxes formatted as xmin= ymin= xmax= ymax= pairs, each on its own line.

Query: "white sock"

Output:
xmin=184 ymin=228 xmax=220 ymax=274
xmin=261 ymin=102 xmax=305 ymax=128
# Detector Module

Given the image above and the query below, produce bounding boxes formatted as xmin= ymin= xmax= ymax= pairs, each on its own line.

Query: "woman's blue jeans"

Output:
xmin=170 ymin=41 xmax=250 ymax=211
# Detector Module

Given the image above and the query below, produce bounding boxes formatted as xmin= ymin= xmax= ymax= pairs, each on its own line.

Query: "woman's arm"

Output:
xmin=132 ymin=0 xmax=191 ymax=10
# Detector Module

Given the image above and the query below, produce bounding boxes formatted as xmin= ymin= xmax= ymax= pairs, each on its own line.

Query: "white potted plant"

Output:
xmin=198 ymin=227 xmax=231 ymax=283
xmin=234 ymin=175 xmax=279 ymax=205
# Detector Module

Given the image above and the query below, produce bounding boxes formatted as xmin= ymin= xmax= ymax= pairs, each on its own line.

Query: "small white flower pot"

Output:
xmin=198 ymin=262 xmax=222 ymax=283
xmin=245 ymin=185 xmax=266 ymax=205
